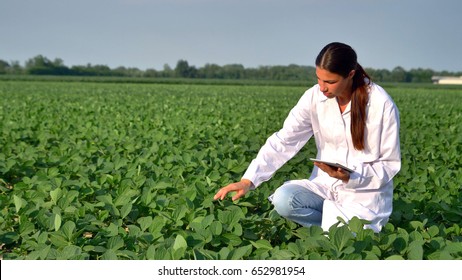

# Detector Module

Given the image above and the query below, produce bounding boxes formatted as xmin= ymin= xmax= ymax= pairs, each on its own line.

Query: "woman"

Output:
xmin=214 ymin=42 xmax=401 ymax=232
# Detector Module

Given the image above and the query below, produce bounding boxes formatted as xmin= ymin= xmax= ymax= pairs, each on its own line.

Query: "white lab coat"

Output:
xmin=242 ymin=83 xmax=401 ymax=232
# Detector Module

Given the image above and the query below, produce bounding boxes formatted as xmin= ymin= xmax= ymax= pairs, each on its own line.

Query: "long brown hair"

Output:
xmin=315 ymin=42 xmax=371 ymax=150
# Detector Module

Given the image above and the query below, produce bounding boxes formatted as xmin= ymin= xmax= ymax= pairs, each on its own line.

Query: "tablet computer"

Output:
xmin=310 ymin=158 xmax=355 ymax=173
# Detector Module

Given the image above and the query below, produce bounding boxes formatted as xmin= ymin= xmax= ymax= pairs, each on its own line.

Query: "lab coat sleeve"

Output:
xmin=345 ymin=99 xmax=401 ymax=190
xmin=242 ymin=90 xmax=314 ymax=187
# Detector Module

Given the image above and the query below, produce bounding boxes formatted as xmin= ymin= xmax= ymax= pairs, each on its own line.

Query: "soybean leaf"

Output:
xmin=228 ymin=245 xmax=252 ymax=260
xmin=137 ymin=216 xmax=153 ymax=232
xmin=0 ymin=232 xmax=20 ymax=245
xmin=209 ymin=221 xmax=223 ymax=236
xmin=331 ymin=225 xmax=354 ymax=252
xmin=101 ymin=249 xmax=118 ymax=260
xmin=50 ymin=188 xmax=63 ymax=204
xmin=107 ymin=235 xmax=124 ymax=251
xmin=250 ymin=239 xmax=273 ymax=250
xmin=49 ymin=232 xmax=69 ymax=247
xmin=13 ymin=195 xmax=26 ymax=213
xmin=61 ymin=221 xmax=76 ymax=241
xmin=54 ymin=213 xmax=62 ymax=231
xmin=120 ymin=203 xmax=132 ymax=219
xmin=173 ymin=234 xmax=187 ymax=252
xmin=407 ymin=240 xmax=424 ymax=260
xmin=220 ymin=233 xmax=242 ymax=247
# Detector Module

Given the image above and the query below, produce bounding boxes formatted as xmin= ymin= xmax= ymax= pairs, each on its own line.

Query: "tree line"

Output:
xmin=1 ymin=55 xmax=460 ymax=83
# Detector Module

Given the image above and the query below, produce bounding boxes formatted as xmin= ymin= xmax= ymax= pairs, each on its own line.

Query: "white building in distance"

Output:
xmin=431 ymin=76 xmax=462 ymax=85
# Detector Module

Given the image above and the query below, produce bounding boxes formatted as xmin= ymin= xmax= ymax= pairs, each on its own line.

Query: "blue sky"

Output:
xmin=1 ymin=0 xmax=461 ymax=71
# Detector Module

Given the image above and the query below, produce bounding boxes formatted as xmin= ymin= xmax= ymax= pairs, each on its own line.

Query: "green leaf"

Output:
xmin=228 ymin=245 xmax=251 ymax=260
xmin=393 ymin=237 xmax=408 ymax=254
xmin=221 ymin=233 xmax=242 ymax=247
xmin=173 ymin=234 xmax=187 ymax=252
xmin=209 ymin=221 xmax=223 ymax=236
xmin=229 ymin=206 xmax=245 ymax=226
xmin=0 ymin=231 xmax=20 ymax=245
xmin=348 ymin=216 xmax=364 ymax=233
xmin=26 ymin=245 xmax=51 ymax=260
xmin=331 ymin=225 xmax=354 ymax=252
xmin=232 ymin=223 xmax=243 ymax=236
xmin=105 ymin=223 xmax=119 ymax=237
xmin=47 ymin=167 xmax=60 ymax=178
xmin=54 ymin=213 xmax=62 ymax=231
xmin=189 ymin=216 xmax=204 ymax=231
xmin=102 ymin=249 xmax=118 ymax=260
xmin=250 ymin=239 xmax=273 ymax=250
xmin=96 ymin=194 xmax=113 ymax=205
xmin=107 ymin=236 xmax=124 ymax=251
xmin=363 ymin=252 xmax=380 ymax=260
xmin=149 ymin=216 xmax=166 ymax=235
xmin=61 ymin=221 xmax=76 ymax=241
xmin=380 ymin=233 xmax=397 ymax=250
xmin=172 ymin=205 xmax=187 ymax=223
xmin=193 ymin=248 xmax=215 ymax=260
xmin=270 ymin=248 xmax=295 ymax=260
xmin=201 ymin=214 xmax=214 ymax=228
xmin=146 ymin=245 xmax=156 ymax=259
xmin=409 ymin=221 xmax=424 ymax=230
xmin=19 ymin=220 xmax=35 ymax=236
xmin=385 ymin=255 xmax=405 ymax=260
xmin=427 ymin=225 xmax=439 ymax=238
xmin=218 ymin=247 xmax=230 ymax=260
xmin=50 ymin=188 xmax=63 ymax=204
xmin=114 ymin=187 xmax=138 ymax=206
xmin=13 ymin=195 xmax=25 ymax=213
xmin=407 ymin=240 xmax=424 ymax=260
xmin=153 ymin=181 xmax=171 ymax=190
xmin=57 ymin=245 xmax=82 ymax=260
xmin=49 ymin=232 xmax=69 ymax=247
xmin=120 ymin=203 xmax=132 ymax=219
xmin=137 ymin=216 xmax=153 ymax=232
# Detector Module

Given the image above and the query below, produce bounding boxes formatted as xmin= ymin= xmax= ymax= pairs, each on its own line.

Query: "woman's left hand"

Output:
xmin=314 ymin=162 xmax=350 ymax=183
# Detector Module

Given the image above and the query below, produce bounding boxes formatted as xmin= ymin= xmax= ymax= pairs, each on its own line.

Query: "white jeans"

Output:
xmin=269 ymin=183 xmax=325 ymax=227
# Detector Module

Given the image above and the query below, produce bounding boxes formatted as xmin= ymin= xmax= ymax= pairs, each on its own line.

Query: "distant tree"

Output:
xmin=69 ymin=63 xmax=111 ymax=76
xmin=200 ymin=63 xmax=223 ymax=79
xmin=174 ymin=60 xmax=198 ymax=78
xmin=25 ymin=55 xmax=49 ymax=69
xmin=53 ymin=58 xmax=65 ymax=67
xmin=9 ymin=61 xmax=23 ymax=74
xmin=409 ymin=68 xmax=434 ymax=83
xmin=0 ymin=59 xmax=9 ymax=74
xmin=89 ymin=64 xmax=112 ymax=76
xmin=222 ymin=64 xmax=245 ymax=79
xmin=113 ymin=66 xmax=128 ymax=76
xmin=4 ymin=54 xmax=461 ymax=81
xmin=70 ymin=64 xmax=93 ymax=76
xmin=162 ymin=64 xmax=174 ymax=78
xmin=113 ymin=66 xmax=143 ymax=77
xmin=391 ymin=66 xmax=411 ymax=82
xmin=367 ymin=68 xmax=391 ymax=82
xmin=25 ymin=55 xmax=71 ymax=75
xmin=144 ymin=68 xmax=159 ymax=78
xmin=126 ymin=67 xmax=143 ymax=77
xmin=175 ymin=59 xmax=192 ymax=78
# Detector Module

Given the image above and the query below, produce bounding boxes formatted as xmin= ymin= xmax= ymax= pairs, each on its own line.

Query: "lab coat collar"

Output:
xmin=318 ymin=90 xmax=351 ymax=114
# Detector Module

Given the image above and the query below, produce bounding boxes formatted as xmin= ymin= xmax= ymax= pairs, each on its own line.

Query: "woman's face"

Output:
xmin=316 ymin=67 xmax=354 ymax=100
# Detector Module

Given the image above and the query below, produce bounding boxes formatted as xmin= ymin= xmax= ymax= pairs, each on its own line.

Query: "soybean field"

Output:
xmin=0 ymin=80 xmax=461 ymax=260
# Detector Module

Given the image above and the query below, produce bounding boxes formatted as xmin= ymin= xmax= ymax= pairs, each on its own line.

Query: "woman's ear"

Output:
xmin=348 ymin=69 xmax=356 ymax=79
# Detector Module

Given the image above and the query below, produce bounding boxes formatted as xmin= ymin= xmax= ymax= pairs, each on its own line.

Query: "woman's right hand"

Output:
xmin=213 ymin=179 xmax=254 ymax=201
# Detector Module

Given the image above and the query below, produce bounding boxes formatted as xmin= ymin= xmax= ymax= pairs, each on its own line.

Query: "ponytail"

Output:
xmin=350 ymin=64 xmax=371 ymax=150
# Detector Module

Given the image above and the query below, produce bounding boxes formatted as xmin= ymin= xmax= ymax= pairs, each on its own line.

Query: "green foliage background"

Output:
xmin=0 ymin=81 xmax=461 ymax=259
